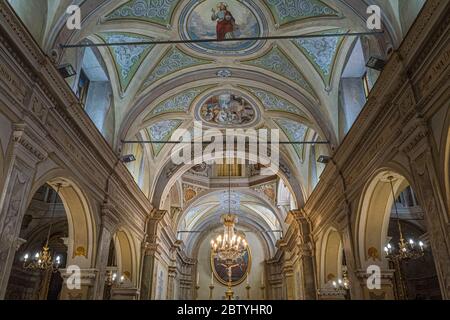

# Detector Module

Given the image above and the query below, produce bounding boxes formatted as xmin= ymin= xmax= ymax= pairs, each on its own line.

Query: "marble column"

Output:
xmin=92 ymin=203 xmax=119 ymax=300
xmin=140 ymin=209 xmax=166 ymax=300
xmin=341 ymin=224 xmax=365 ymax=300
xmin=289 ymin=210 xmax=317 ymax=300
xmin=0 ymin=124 xmax=47 ymax=299
xmin=140 ymin=242 xmax=159 ymax=300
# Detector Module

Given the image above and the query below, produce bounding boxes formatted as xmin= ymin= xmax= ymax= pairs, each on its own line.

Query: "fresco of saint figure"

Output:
xmin=183 ymin=0 xmax=261 ymax=55
xmin=211 ymin=2 xmax=237 ymax=40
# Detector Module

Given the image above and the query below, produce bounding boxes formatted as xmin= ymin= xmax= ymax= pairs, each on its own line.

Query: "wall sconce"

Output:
xmin=120 ymin=154 xmax=136 ymax=163
xmin=317 ymin=155 xmax=331 ymax=164
xmin=366 ymin=57 xmax=386 ymax=71
xmin=57 ymin=64 xmax=76 ymax=78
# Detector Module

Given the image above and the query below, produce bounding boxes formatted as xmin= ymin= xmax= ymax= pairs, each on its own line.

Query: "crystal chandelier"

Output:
xmin=22 ymin=184 xmax=63 ymax=272
xmin=210 ymin=214 xmax=247 ymax=262
xmin=209 ymin=165 xmax=248 ymax=300
xmin=332 ymin=267 xmax=350 ymax=290
xmin=383 ymin=176 xmax=425 ymax=261
xmin=105 ymin=269 xmax=125 ymax=286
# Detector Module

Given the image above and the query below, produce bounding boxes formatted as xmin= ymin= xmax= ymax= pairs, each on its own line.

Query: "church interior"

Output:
xmin=0 ymin=0 xmax=448 ymax=301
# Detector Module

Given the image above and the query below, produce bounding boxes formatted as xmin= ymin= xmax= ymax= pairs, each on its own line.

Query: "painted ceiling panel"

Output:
xmin=147 ymin=119 xmax=182 ymax=156
xmin=105 ymin=0 xmax=179 ymax=26
xmin=275 ymin=118 xmax=308 ymax=162
xmin=243 ymin=46 xmax=314 ymax=95
xmin=98 ymin=32 xmax=154 ymax=91
xmin=265 ymin=0 xmax=338 ymax=26
xmin=143 ymin=47 xmax=211 ymax=88
xmin=292 ymin=31 xmax=345 ymax=84
xmin=147 ymin=85 xmax=214 ymax=118
xmin=242 ymin=86 xmax=305 ymax=116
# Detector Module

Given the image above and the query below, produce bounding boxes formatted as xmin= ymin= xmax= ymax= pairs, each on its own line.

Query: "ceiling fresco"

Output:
xmin=147 ymin=119 xmax=183 ymax=157
xmin=146 ymin=85 xmax=214 ymax=118
xmin=265 ymin=0 xmax=339 ymax=26
xmin=240 ymin=85 xmax=306 ymax=116
xmin=98 ymin=32 xmax=155 ymax=91
xmin=179 ymin=0 xmax=268 ymax=56
xmin=142 ymin=46 xmax=212 ymax=89
xmin=275 ymin=118 xmax=309 ymax=162
xmin=194 ymin=90 xmax=260 ymax=128
xmin=242 ymin=46 xmax=315 ymax=96
xmin=292 ymin=30 xmax=346 ymax=84
xmin=105 ymin=0 xmax=180 ymax=26
xmin=38 ymin=0 xmax=396 ymax=205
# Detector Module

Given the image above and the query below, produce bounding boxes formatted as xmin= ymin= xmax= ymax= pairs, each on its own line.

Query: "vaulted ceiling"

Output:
xmin=8 ymin=0 xmax=417 ymax=258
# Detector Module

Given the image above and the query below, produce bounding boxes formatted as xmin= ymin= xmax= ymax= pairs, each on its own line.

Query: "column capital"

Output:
xmin=148 ymin=208 xmax=167 ymax=221
xmin=142 ymin=242 xmax=160 ymax=256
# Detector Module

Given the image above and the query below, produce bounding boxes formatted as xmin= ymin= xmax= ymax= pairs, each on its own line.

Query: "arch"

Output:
xmin=0 ymin=139 xmax=4 ymax=192
xmin=177 ymin=188 xmax=282 ymax=258
xmin=441 ymin=109 xmax=450 ymax=213
xmin=29 ymin=170 xmax=98 ymax=268
xmin=319 ymin=227 xmax=343 ymax=286
xmin=120 ymin=67 xmax=337 ymax=149
xmin=175 ymin=188 xmax=284 ymax=232
xmin=356 ymin=169 xmax=410 ymax=268
xmin=151 ymin=146 xmax=305 ymax=211
xmin=113 ymin=228 xmax=138 ymax=286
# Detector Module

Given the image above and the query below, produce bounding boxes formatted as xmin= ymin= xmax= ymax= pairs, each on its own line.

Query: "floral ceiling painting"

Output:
xmin=293 ymin=30 xmax=345 ymax=84
xmin=195 ymin=91 xmax=258 ymax=127
xmin=243 ymin=46 xmax=314 ymax=96
xmin=265 ymin=0 xmax=338 ymax=26
xmin=106 ymin=0 xmax=179 ymax=26
xmin=147 ymin=85 xmax=214 ymax=118
xmin=275 ymin=119 xmax=308 ymax=162
xmin=98 ymin=32 xmax=154 ymax=91
xmin=179 ymin=0 xmax=267 ymax=56
xmin=147 ymin=120 xmax=182 ymax=157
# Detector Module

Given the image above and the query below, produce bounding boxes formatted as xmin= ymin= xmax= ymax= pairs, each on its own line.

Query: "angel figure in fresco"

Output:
xmin=211 ymin=2 xmax=237 ymax=40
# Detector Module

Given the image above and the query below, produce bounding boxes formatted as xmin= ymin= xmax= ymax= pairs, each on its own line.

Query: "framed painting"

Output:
xmin=211 ymin=246 xmax=251 ymax=286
